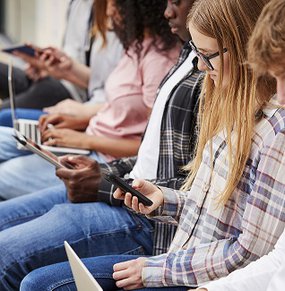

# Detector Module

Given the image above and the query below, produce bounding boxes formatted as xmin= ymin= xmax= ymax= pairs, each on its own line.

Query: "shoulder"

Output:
xmin=252 ymin=106 xmax=285 ymax=157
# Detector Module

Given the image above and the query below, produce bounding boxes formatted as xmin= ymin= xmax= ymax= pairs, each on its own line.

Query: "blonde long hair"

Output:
xmin=182 ymin=0 xmax=276 ymax=204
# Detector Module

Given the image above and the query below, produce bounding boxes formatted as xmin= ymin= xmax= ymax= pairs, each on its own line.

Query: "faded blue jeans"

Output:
xmin=0 ymin=184 xmax=154 ymax=290
xmin=0 ymin=126 xmax=105 ymax=200
xmin=20 ymin=255 xmax=189 ymax=291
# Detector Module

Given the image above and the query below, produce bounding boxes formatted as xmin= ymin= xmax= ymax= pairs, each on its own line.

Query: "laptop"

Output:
xmin=8 ymin=61 xmax=90 ymax=155
xmin=64 ymin=241 xmax=103 ymax=291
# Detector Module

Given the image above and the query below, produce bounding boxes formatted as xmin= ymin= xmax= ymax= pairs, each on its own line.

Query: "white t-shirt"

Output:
xmin=130 ymin=51 xmax=196 ymax=179
xmin=201 ymin=230 xmax=285 ymax=291
xmin=61 ymin=0 xmax=94 ymax=102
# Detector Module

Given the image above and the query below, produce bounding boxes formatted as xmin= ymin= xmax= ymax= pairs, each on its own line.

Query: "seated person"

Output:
xmin=0 ymin=0 xmax=203 ymax=289
xmin=19 ymin=0 xmax=285 ymax=290
xmin=0 ymin=0 xmax=179 ymax=200
xmin=0 ymin=0 xmax=94 ymax=109
xmin=195 ymin=1 xmax=285 ymax=290
xmin=0 ymin=0 xmax=123 ymax=126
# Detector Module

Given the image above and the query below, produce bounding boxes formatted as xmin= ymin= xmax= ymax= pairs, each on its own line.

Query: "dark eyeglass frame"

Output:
xmin=189 ymin=40 xmax=228 ymax=70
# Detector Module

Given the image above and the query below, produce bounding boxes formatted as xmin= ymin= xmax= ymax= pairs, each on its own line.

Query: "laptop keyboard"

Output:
xmin=16 ymin=120 xmax=41 ymax=144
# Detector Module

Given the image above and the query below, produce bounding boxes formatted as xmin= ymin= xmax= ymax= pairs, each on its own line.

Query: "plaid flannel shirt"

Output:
xmin=96 ymin=43 xmax=204 ymax=255
xmin=142 ymin=105 xmax=285 ymax=288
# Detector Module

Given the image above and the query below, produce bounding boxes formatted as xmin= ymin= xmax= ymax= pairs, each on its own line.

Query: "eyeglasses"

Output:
xmin=189 ymin=40 xmax=227 ymax=70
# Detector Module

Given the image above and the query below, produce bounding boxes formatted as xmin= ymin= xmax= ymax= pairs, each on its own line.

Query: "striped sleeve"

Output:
xmin=142 ymin=130 xmax=285 ymax=287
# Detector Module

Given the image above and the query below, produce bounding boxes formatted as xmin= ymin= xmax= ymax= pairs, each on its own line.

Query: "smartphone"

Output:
xmin=12 ymin=131 xmax=73 ymax=169
xmin=2 ymin=45 xmax=36 ymax=57
xmin=104 ymin=172 xmax=153 ymax=207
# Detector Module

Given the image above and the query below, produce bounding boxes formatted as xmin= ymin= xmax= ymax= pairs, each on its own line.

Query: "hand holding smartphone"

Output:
xmin=104 ymin=172 xmax=153 ymax=207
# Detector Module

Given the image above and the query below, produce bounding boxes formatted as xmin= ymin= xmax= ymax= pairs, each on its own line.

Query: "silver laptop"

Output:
xmin=64 ymin=241 xmax=103 ymax=291
xmin=8 ymin=61 xmax=90 ymax=155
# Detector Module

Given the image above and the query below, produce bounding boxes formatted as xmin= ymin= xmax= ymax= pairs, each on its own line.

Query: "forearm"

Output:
xmin=87 ymin=136 xmax=141 ymax=158
xmin=64 ymin=60 xmax=91 ymax=89
xmin=81 ymin=103 xmax=105 ymax=119
xmin=147 ymin=187 xmax=187 ymax=223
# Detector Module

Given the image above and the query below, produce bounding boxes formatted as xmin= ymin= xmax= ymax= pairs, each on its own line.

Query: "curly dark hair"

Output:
xmin=113 ymin=0 xmax=178 ymax=58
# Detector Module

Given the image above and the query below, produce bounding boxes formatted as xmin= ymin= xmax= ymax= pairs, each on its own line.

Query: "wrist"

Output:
xmin=63 ymin=58 xmax=76 ymax=81
xmin=86 ymin=135 xmax=98 ymax=151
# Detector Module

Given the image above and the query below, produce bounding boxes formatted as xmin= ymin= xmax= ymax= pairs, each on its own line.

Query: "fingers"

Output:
xmin=42 ymin=106 xmax=54 ymax=114
xmin=59 ymin=155 xmax=94 ymax=169
xmin=43 ymin=136 xmax=58 ymax=146
xmin=41 ymin=128 xmax=62 ymax=144
xmin=56 ymin=167 xmax=75 ymax=180
xmin=131 ymin=179 xmax=145 ymax=189
xmin=112 ymin=183 xmax=144 ymax=211
xmin=113 ymin=188 xmax=126 ymax=200
xmin=113 ymin=259 xmax=143 ymax=290
xmin=39 ymin=114 xmax=61 ymax=131
xmin=120 ymin=192 xmax=146 ymax=213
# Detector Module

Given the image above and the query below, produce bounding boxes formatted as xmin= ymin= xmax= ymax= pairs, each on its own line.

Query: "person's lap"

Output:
xmin=0 ymin=197 xmax=154 ymax=290
xmin=1 ymin=75 xmax=72 ymax=109
xmin=0 ymin=184 xmax=67 ymax=230
xmin=0 ymin=126 xmax=105 ymax=199
xmin=0 ymin=62 xmax=31 ymax=99
xmin=20 ymin=255 xmax=189 ymax=291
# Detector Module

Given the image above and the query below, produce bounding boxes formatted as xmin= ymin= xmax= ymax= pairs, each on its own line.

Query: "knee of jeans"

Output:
xmin=20 ymin=270 xmax=45 ymax=291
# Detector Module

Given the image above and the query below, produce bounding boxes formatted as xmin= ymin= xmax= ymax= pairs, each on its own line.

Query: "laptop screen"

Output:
xmin=8 ymin=60 xmax=17 ymax=128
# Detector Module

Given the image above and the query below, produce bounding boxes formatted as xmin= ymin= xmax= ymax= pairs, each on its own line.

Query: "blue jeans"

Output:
xmin=0 ymin=185 xmax=154 ymax=290
xmin=0 ymin=108 xmax=44 ymax=127
xmin=0 ymin=126 xmax=105 ymax=199
xmin=21 ymin=255 xmax=189 ymax=291
xmin=0 ymin=126 xmax=63 ymax=199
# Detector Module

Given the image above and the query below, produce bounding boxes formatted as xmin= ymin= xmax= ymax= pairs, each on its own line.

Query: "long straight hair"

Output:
xmin=182 ymin=0 xmax=276 ymax=204
xmin=92 ymin=0 xmax=108 ymax=47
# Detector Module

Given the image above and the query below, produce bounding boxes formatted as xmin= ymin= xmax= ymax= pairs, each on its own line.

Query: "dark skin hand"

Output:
xmin=56 ymin=155 xmax=102 ymax=203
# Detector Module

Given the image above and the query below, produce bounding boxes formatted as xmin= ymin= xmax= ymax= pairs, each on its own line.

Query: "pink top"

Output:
xmin=86 ymin=38 xmax=180 ymax=161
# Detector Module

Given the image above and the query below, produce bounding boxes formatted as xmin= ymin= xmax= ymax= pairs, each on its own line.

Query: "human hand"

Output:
xmin=41 ymin=128 xmax=91 ymax=149
xmin=13 ymin=44 xmax=49 ymax=80
xmin=113 ymin=179 xmax=164 ymax=215
xmin=113 ymin=257 xmax=146 ymax=290
xmin=42 ymin=47 xmax=73 ymax=80
xmin=39 ymin=113 xmax=89 ymax=132
xmin=25 ymin=64 xmax=48 ymax=81
xmin=56 ymin=155 xmax=102 ymax=203
xmin=43 ymin=99 xmax=84 ymax=115
xmin=13 ymin=44 xmax=45 ymax=69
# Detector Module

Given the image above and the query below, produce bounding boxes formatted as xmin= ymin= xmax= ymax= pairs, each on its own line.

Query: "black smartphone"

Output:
xmin=104 ymin=173 xmax=153 ymax=207
xmin=2 ymin=45 xmax=36 ymax=57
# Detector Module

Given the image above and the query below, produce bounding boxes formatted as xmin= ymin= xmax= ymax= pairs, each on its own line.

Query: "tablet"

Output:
xmin=12 ymin=131 xmax=72 ymax=169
